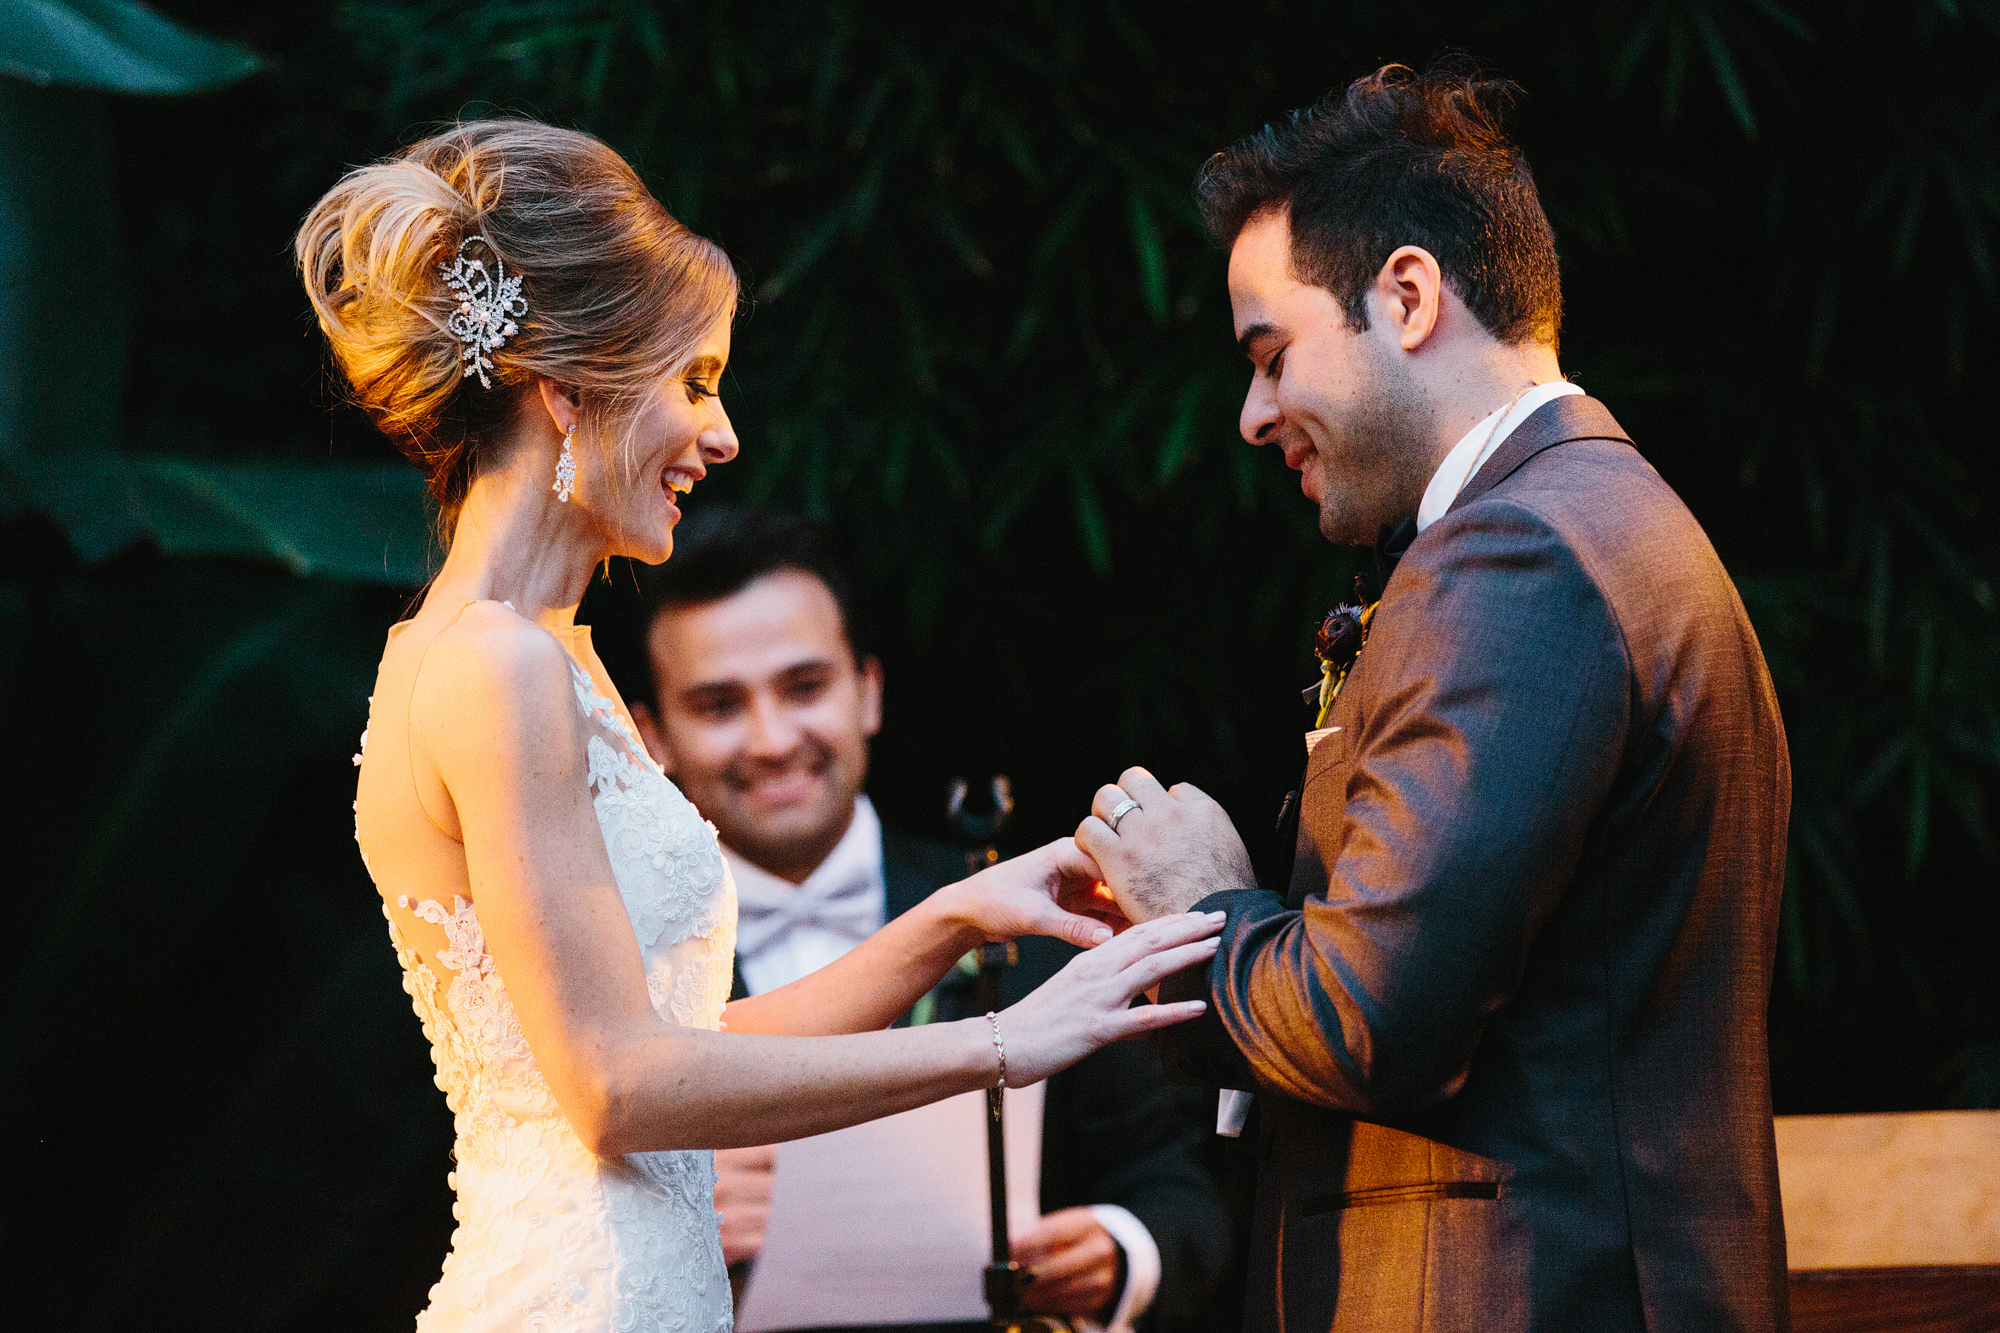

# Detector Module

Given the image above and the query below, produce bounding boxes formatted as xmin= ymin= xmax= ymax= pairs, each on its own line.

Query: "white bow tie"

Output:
xmin=733 ymin=865 xmax=881 ymax=959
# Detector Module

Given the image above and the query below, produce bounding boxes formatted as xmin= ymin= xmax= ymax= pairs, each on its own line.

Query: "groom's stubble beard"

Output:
xmin=1315 ymin=349 xmax=1438 ymax=547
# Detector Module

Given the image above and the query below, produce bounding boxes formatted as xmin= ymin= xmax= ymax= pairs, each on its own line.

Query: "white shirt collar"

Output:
xmin=1415 ymin=381 xmax=1584 ymax=533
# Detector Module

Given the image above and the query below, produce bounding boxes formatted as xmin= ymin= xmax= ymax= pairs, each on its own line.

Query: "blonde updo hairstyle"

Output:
xmin=297 ymin=120 xmax=737 ymax=531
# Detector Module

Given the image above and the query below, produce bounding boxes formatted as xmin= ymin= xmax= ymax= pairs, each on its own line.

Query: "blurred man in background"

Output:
xmin=622 ymin=506 xmax=1229 ymax=1333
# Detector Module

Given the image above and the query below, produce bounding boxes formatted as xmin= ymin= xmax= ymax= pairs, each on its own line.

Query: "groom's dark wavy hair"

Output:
xmin=1198 ymin=57 xmax=1563 ymax=347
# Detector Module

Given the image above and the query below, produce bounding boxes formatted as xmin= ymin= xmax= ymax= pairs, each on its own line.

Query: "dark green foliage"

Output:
xmin=0 ymin=0 xmax=258 ymax=94
xmin=2 ymin=1 xmax=1996 ymax=1328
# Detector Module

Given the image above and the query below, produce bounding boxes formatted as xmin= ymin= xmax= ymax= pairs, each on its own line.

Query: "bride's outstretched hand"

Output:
xmin=940 ymin=836 xmax=1128 ymax=949
xmin=997 ymin=911 xmax=1223 ymax=1085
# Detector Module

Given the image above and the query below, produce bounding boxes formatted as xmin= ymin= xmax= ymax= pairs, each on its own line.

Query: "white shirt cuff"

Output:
xmin=1086 ymin=1203 xmax=1160 ymax=1333
xmin=1216 ymin=1088 xmax=1255 ymax=1137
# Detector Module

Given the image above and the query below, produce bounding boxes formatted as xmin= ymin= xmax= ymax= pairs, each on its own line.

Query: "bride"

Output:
xmin=299 ymin=120 xmax=1218 ymax=1332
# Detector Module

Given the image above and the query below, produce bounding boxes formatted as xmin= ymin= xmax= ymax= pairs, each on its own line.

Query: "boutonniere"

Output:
xmin=1309 ymin=576 xmax=1377 ymax=729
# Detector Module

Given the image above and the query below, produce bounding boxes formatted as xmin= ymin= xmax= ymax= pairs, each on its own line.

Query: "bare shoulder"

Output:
xmin=410 ymin=602 xmax=585 ymax=774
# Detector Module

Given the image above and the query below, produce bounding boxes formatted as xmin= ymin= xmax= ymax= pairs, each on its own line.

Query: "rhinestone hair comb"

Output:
xmin=440 ymin=235 xmax=526 ymax=388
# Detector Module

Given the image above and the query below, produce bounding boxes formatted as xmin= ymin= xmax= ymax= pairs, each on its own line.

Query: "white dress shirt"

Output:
xmin=1415 ymin=379 xmax=1584 ymax=533
xmin=723 ymin=796 xmax=1160 ymax=1331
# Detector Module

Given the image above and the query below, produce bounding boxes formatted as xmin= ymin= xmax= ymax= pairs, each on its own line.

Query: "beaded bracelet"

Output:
xmin=985 ymin=1010 xmax=1007 ymax=1088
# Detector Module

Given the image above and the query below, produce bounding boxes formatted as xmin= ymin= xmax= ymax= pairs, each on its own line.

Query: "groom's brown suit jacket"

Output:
xmin=1159 ymin=395 xmax=1792 ymax=1332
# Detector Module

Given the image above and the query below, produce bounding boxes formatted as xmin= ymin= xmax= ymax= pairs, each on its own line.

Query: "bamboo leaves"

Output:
xmin=1127 ymin=188 xmax=1169 ymax=323
xmin=1609 ymin=0 xmax=1810 ymax=135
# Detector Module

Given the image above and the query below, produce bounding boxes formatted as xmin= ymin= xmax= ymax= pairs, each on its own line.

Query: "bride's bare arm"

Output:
xmin=721 ymin=839 xmax=1114 ymax=1037
xmin=419 ymin=618 xmax=1216 ymax=1156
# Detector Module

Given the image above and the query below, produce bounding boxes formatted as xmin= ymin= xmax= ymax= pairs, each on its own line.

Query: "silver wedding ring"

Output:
xmin=1107 ymin=797 xmax=1140 ymax=833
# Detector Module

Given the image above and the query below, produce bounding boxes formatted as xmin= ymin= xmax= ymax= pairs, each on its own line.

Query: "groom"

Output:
xmin=1079 ymin=63 xmax=1791 ymax=1332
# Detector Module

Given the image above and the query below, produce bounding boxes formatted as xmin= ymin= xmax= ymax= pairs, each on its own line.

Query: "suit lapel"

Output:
xmin=1446 ymin=394 xmax=1632 ymax=517
xmin=879 ymin=830 xmax=993 ymax=1024
xmin=881 ymin=828 xmax=960 ymax=922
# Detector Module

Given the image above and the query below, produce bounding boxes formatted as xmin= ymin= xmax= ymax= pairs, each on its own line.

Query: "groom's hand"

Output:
xmin=1077 ymin=766 xmax=1255 ymax=924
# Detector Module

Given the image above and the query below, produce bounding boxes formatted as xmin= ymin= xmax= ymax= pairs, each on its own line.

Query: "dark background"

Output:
xmin=2 ymin=1 xmax=1996 ymax=1328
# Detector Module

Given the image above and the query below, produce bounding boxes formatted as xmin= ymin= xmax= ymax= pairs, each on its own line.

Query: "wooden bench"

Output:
xmin=1777 ymin=1111 xmax=2000 ymax=1332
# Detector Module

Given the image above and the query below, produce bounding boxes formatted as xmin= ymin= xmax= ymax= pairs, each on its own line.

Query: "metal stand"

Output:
xmin=978 ymin=937 xmax=1031 ymax=1328
xmin=948 ymin=778 xmax=1065 ymax=1332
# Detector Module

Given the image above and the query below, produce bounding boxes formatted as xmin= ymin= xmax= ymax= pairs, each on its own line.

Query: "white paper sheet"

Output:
xmin=734 ymin=1082 xmax=1044 ymax=1331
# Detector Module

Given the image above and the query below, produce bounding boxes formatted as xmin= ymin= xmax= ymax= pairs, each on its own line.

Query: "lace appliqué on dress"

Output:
xmin=569 ymin=662 xmax=732 ymax=964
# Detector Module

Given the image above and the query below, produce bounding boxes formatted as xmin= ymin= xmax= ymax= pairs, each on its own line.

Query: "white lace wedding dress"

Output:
xmin=354 ymin=603 xmax=736 ymax=1332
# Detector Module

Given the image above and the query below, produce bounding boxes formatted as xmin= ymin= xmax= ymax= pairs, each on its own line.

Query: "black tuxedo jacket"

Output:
xmin=1160 ymin=396 xmax=1791 ymax=1332
xmin=731 ymin=828 xmax=1229 ymax=1333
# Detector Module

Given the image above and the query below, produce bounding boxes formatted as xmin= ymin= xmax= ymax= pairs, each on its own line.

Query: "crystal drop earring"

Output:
xmin=553 ymin=422 xmax=577 ymax=503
